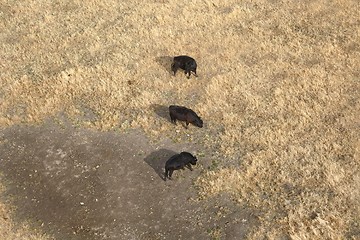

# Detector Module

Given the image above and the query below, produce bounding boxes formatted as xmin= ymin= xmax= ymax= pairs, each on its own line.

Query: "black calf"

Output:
xmin=169 ymin=105 xmax=203 ymax=128
xmin=164 ymin=152 xmax=197 ymax=180
xmin=171 ymin=55 xmax=198 ymax=78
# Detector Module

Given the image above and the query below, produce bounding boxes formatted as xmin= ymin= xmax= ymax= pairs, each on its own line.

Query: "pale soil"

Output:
xmin=1 ymin=0 xmax=359 ymax=239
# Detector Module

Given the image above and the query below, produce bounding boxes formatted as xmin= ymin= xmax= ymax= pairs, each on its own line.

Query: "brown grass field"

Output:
xmin=1 ymin=0 xmax=359 ymax=239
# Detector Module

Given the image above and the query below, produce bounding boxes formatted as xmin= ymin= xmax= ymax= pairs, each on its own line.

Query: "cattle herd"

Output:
xmin=164 ymin=55 xmax=201 ymax=181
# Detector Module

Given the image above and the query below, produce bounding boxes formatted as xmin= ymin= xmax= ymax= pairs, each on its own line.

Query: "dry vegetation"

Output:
xmin=1 ymin=0 xmax=359 ymax=239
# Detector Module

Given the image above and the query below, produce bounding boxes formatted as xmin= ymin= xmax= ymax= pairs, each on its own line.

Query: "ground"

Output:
xmin=0 ymin=121 xmax=257 ymax=239
xmin=1 ymin=0 xmax=359 ymax=239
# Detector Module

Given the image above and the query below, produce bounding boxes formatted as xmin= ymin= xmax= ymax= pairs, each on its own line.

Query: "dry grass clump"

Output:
xmin=196 ymin=65 xmax=360 ymax=237
xmin=1 ymin=0 xmax=359 ymax=238
xmin=195 ymin=0 xmax=360 ymax=239
xmin=0 ymin=0 xmax=210 ymax=133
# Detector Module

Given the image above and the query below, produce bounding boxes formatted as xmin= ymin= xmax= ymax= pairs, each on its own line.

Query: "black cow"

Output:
xmin=169 ymin=105 xmax=203 ymax=128
xmin=164 ymin=152 xmax=198 ymax=180
xmin=171 ymin=55 xmax=198 ymax=78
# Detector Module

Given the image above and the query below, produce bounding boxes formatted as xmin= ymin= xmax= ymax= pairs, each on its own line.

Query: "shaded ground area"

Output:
xmin=0 ymin=122 xmax=257 ymax=239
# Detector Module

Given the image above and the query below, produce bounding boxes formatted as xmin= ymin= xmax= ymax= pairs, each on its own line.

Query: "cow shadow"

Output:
xmin=152 ymin=104 xmax=171 ymax=123
xmin=144 ymin=149 xmax=177 ymax=180
xmin=155 ymin=56 xmax=173 ymax=75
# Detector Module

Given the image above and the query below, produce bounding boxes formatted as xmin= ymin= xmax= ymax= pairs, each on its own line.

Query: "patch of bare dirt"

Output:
xmin=0 ymin=122 xmax=257 ymax=239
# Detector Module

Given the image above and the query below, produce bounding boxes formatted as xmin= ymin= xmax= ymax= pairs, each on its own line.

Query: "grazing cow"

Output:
xmin=169 ymin=105 xmax=203 ymax=128
xmin=171 ymin=55 xmax=198 ymax=78
xmin=164 ymin=152 xmax=198 ymax=180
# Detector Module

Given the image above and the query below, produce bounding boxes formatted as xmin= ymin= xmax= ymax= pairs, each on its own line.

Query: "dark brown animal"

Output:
xmin=164 ymin=152 xmax=197 ymax=180
xmin=171 ymin=55 xmax=198 ymax=78
xmin=169 ymin=105 xmax=203 ymax=128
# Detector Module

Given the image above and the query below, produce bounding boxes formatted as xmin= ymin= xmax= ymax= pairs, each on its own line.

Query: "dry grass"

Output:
xmin=1 ymin=0 xmax=359 ymax=239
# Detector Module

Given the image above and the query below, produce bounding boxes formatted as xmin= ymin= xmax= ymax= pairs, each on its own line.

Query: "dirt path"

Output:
xmin=0 ymin=122 xmax=257 ymax=239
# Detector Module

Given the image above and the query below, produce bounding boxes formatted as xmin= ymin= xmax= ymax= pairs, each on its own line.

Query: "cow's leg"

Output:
xmin=171 ymin=63 xmax=178 ymax=76
xmin=164 ymin=169 xmax=168 ymax=180
xmin=170 ymin=113 xmax=177 ymax=124
xmin=169 ymin=169 xmax=174 ymax=179
xmin=186 ymin=163 xmax=193 ymax=171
